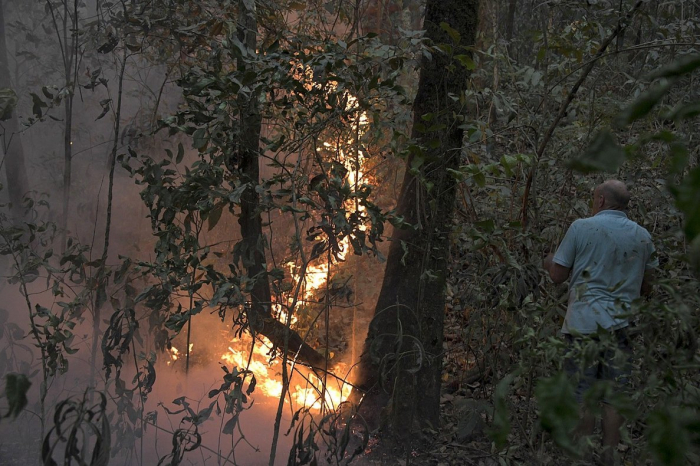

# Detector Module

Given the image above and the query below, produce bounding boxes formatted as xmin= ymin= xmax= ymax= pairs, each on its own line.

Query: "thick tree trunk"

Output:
xmin=235 ymin=0 xmax=325 ymax=369
xmin=354 ymin=0 xmax=479 ymax=438
xmin=0 ymin=0 xmax=30 ymax=223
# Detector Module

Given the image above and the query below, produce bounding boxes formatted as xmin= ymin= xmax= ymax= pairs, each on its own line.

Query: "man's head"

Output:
xmin=592 ymin=179 xmax=630 ymax=214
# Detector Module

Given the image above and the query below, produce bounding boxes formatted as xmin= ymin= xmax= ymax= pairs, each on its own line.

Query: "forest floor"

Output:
xmin=352 ymin=311 xmax=641 ymax=466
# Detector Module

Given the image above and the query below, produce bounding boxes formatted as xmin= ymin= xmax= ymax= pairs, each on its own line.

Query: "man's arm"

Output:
xmin=544 ymin=253 xmax=572 ymax=284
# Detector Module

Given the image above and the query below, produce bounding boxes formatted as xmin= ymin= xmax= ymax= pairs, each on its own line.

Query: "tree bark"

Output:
xmin=0 ymin=0 xmax=30 ymax=223
xmin=235 ymin=0 xmax=325 ymax=370
xmin=353 ymin=0 xmax=479 ymax=439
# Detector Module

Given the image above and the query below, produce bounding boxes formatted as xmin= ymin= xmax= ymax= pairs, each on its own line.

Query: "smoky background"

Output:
xmin=0 ymin=0 xmax=412 ymax=464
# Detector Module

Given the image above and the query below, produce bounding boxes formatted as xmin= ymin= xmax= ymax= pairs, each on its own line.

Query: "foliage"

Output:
xmin=285 ymin=403 xmax=366 ymax=466
xmin=3 ymin=0 xmax=700 ymax=464
xmin=2 ymin=372 xmax=31 ymax=420
xmin=572 ymin=53 xmax=700 ymax=252
xmin=42 ymin=390 xmax=111 ymax=466
xmin=442 ymin=1 xmax=700 ymax=464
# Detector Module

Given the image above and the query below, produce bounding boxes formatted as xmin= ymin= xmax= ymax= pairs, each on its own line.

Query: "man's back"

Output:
xmin=553 ymin=210 xmax=656 ymax=334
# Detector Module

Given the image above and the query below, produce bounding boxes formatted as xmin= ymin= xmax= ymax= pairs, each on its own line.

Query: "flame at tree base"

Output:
xmin=220 ymin=335 xmax=352 ymax=412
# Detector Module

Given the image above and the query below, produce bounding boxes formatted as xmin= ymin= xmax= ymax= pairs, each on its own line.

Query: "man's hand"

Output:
xmin=641 ymin=269 xmax=655 ymax=297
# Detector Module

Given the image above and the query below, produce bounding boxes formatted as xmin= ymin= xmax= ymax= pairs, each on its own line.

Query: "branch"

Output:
xmin=520 ymin=0 xmax=645 ymax=230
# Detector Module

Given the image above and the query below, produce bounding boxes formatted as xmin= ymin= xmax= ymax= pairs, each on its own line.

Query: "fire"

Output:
xmin=288 ymin=260 xmax=337 ymax=300
xmin=167 ymin=343 xmax=193 ymax=365
xmin=220 ymin=335 xmax=351 ymax=411
xmin=210 ymin=70 xmax=367 ymax=413
xmin=292 ymin=372 xmax=352 ymax=411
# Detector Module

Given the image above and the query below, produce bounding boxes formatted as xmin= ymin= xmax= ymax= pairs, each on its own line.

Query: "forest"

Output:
xmin=0 ymin=0 xmax=699 ymax=465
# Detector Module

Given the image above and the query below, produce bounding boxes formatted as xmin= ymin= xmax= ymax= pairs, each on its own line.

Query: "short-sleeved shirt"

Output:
xmin=553 ymin=210 xmax=657 ymax=334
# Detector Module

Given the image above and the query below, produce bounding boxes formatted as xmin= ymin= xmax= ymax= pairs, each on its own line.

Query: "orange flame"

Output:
xmin=220 ymin=335 xmax=351 ymax=411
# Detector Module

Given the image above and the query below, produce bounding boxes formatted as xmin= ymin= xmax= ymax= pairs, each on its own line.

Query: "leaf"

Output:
xmin=473 ymin=170 xmax=485 ymax=187
xmin=0 ymin=88 xmax=18 ymax=121
xmin=222 ymin=414 xmax=238 ymax=434
xmin=665 ymin=102 xmax=700 ymax=122
xmin=614 ymin=81 xmax=672 ymax=127
xmin=440 ymin=22 xmax=460 ymax=44
xmin=30 ymin=92 xmax=47 ymax=119
xmin=207 ymin=203 xmax=224 ymax=231
xmin=246 ymin=374 xmax=256 ymax=395
xmin=535 ymin=372 xmax=578 ymax=455
xmin=4 ymin=373 xmax=31 ymax=418
xmin=455 ymin=54 xmax=476 ymax=70
xmin=194 ymin=400 xmax=217 ymax=425
xmin=568 ymin=129 xmax=626 ymax=173
xmin=489 ymin=372 xmax=515 ymax=449
xmin=669 ymin=166 xmax=700 ymax=241
xmin=476 ymin=219 xmax=495 ymax=233
xmin=648 ymin=54 xmax=700 ymax=79
xmin=176 ymin=143 xmax=185 ymax=164
xmin=95 ymin=99 xmax=112 ymax=121
xmin=42 ymin=86 xmax=55 ymax=100
xmin=646 ymin=408 xmax=690 ymax=465
xmin=192 ymin=128 xmax=208 ymax=150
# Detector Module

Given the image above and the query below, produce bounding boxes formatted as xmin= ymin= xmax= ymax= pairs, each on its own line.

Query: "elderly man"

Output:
xmin=544 ymin=180 xmax=657 ymax=464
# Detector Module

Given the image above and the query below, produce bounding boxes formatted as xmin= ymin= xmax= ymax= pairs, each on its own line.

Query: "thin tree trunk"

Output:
xmin=46 ymin=0 xmax=78 ymax=249
xmin=353 ymin=0 xmax=480 ymax=440
xmin=506 ymin=0 xmax=517 ymax=56
xmin=0 ymin=0 xmax=30 ymax=223
xmin=90 ymin=41 xmax=128 ymax=390
xmin=234 ymin=0 xmax=324 ymax=369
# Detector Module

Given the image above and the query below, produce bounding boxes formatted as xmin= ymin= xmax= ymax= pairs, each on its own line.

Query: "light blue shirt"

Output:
xmin=553 ymin=210 xmax=657 ymax=334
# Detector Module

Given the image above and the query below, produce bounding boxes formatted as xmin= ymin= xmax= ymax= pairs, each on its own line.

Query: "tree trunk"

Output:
xmin=353 ymin=0 xmax=479 ymax=439
xmin=235 ymin=0 xmax=325 ymax=369
xmin=0 ymin=0 xmax=30 ymax=223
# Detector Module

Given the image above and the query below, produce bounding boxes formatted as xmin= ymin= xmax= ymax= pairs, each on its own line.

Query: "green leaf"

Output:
xmin=192 ymin=128 xmax=208 ymax=150
xmin=615 ymin=81 xmax=672 ymax=127
xmin=4 ymin=373 xmax=31 ymax=419
xmin=476 ymin=219 xmax=495 ymax=233
xmin=646 ymin=408 xmax=690 ymax=465
xmin=535 ymin=372 xmax=578 ymax=455
xmin=649 ymin=54 xmax=700 ymax=79
xmin=669 ymin=166 xmax=700 ymax=241
xmin=0 ymin=88 xmax=18 ymax=121
xmin=473 ymin=171 xmax=485 ymax=187
xmin=665 ymin=102 xmax=700 ymax=122
xmin=489 ymin=372 xmax=515 ymax=449
xmin=667 ymin=142 xmax=689 ymax=176
xmin=568 ymin=129 xmax=626 ymax=173
xmin=455 ymin=54 xmax=476 ymax=70
xmin=440 ymin=22 xmax=460 ymax=44
xmin=176 ymin=143 xmax=185 ymax=164
xmin=207 ymin=203 xmax=224 ymax=231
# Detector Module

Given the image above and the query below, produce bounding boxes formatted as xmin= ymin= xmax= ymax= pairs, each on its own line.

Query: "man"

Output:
xmin=544 ymin=179 xmax=657 ymax=465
